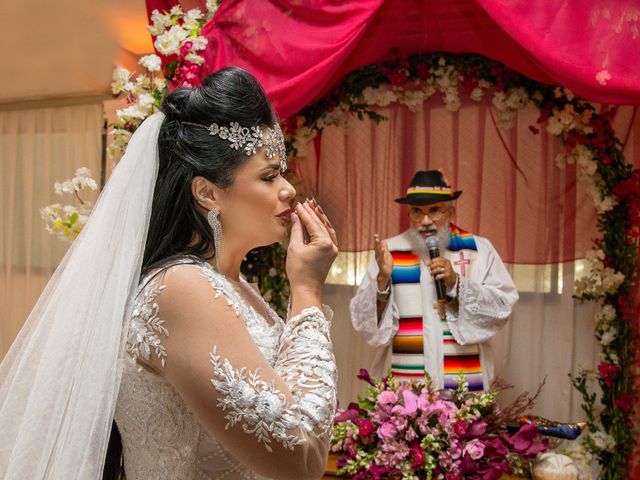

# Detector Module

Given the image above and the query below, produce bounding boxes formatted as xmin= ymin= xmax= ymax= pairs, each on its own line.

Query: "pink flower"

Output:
xmin=596 ymin=69 xmax=611 ymax=86
xmin=409 ymin=444 xmax=424 ymax=468
xmin=354 ymin=418 xmax=374 ymax=436
xmin=615 ymin=391 xmax=633 ymax=415
xmin=392 ymin=390 xmax=419 ymax=416
xmin=454 ymin=419 xmax=468 ymax=437
xmin=180 ymin=40 xmax=193 ymax=57
xmin=598 ymin=362 xmax=621 ymax=387
xmin=357 ymin=368 xmax=375 ymax=386
xmin=377 ymin=391 xmax=398 ymax=406
xmin=463 ymin=439 xmax=485 ymax=460
xmin=377 ymin=421 xmax=397 ymax=440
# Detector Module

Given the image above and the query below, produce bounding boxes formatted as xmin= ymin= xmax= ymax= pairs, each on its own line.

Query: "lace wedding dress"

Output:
xmin=114 ymin=256 xmax=337 ymax=479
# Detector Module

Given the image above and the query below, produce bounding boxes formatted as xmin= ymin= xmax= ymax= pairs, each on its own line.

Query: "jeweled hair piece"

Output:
xmin=183 ymin=120 xmax=287 ymax=172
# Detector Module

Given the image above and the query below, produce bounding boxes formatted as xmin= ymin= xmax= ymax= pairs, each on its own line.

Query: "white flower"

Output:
xmin=137 ymin=93 xmax=155 ymax=109
xmin=154 ymin=25 xmax=189 ymax=56
xmin=400 ymin=90 xmax=426 ymax=112
xmin=139 ymin=54 xmax=162 ymax=72
xmin=590 ymin=431 xmax=615 ymax=452
xmin=597 ymin=304 xmax=617 ymax=323
xmin=599 ymin=328 xmax=616 ymax=346
xmin=470 ymin=87 xmax=484 ymax=101
xmin=191 ymin=36 xmax=209 ymax=51
xmin=117 ymin=104 xmax=148 ymax=122
xmin=169 ymin=5 xmax=184 ymax=16
xmin=602 ymin=269 xmax=624 ymax=292
xmin=153 ymin=77 xmax=168 ymax=91
xmin=183 ymin=8 xmax=204 ymax=30
xmin=255 ymin=391 xmax=285 ymax=421
xmin=546 ymin=115 xmax=565 ymax=135
xmin=206 ymin=0 xmax=220 ymax=16
xmin=229 ymin=380 xmax=255 ymax=408
xmin=268 ymin=268 xmax=277 ymax=277
xmin=264 ymin=290 xmax=273 ymax=302
xmin=361 ymin=86 xmax=397 ymax=107
xmin=185 ymin=52 xmax=205 ymax=65
xmin=111 ymin=67 xmax=132 ymax=94
xmin=595 ymin=196 xmax=616 ymax=213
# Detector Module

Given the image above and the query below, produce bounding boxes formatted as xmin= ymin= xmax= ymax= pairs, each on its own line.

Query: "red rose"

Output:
xmin=354 ymin=418 xmax=374 ymax=437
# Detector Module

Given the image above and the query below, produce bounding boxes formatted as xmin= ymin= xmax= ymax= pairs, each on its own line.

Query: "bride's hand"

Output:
xmin=286 ymin=199 xmax=338 ymax=296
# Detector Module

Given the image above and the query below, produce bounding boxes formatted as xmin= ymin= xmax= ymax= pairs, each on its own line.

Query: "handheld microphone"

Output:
xmin=426 ymin=236 xmax=447 ymax=301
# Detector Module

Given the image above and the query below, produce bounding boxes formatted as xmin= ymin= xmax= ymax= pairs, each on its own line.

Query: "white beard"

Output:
xmin=408 ymin=224 xmax=451 ymax=260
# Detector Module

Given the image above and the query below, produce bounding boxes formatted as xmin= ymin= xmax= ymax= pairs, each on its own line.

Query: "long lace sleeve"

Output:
xmin=349 ymin=257 xmax=399 ymax=347
xmin=275 ymin=307 xmax=337 ymax=436
xmin=128 ymin=262 xmax=337 ymax=480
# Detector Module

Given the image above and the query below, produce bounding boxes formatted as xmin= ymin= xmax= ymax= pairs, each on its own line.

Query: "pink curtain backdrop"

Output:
xmin=147 ymin=0 xmax=640 ymax=118
xmin=295 ymin=101 xmax=640 ymax=263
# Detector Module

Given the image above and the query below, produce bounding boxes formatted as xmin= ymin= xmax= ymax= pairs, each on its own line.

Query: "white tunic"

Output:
xmin=350 ymin=229 xmax=518 ymax=388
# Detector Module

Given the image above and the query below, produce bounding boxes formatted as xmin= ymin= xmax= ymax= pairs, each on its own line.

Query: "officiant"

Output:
xmin=350 ymin=170 xmax=518 ymax=390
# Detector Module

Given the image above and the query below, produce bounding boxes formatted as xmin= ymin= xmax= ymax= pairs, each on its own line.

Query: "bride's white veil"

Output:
xmin=0 ymin=112 xmax=165 ymax=479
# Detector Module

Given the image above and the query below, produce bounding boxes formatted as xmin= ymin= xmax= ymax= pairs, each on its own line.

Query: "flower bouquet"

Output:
xmin=331 ymin=370 xmax=548 ymax=479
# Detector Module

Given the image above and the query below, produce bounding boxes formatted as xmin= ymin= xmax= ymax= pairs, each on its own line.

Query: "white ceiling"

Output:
xmin=0 ymin=0 xmax=153 ymax=104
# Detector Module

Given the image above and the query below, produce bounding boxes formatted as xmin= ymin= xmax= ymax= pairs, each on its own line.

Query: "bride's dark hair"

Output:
xmin=102 ymin=66 xmax=277 ymax=480
xmin=143 ymin=66 xmax=277 ymax=273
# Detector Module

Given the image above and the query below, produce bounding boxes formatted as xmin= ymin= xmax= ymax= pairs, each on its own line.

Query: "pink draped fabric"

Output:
xmin=147 ymin=0 xmax=640 ymax=118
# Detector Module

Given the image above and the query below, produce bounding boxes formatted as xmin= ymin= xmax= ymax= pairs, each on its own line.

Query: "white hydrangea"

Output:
xmin=139 ymin=54 xmax=162 ymax=72
xmin=400 ymin=90 xmax=426 ymax=112
xmin=154 ymin=24 xmax=190 ymax=56
xmin=361 ymin=86 xmax=397 ymax=107
xmin=589 ymin=431 xmax=615 ymax=452
xmin=596 ymin=304 xmax=617 ymax=323
xmin=443 ymin=86 xmax=461 ymax=112
xmin=599 ymin=327 xmax=616 ymax=346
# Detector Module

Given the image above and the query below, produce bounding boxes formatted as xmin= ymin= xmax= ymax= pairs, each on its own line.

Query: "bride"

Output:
xmin=0 ymin=67 xmax=338 ymax=480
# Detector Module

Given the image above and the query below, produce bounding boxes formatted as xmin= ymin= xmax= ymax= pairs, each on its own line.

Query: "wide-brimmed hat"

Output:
xmin=394 ymin=170 xmax=462 ymax=205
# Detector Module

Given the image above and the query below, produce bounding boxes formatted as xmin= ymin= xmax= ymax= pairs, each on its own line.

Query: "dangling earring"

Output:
xmin=207 ymin=208 xmax=222 ymax=271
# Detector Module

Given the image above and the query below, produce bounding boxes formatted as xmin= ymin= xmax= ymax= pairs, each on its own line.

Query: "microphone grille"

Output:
xmin=425 ymin=236 xmax=440 ymax=248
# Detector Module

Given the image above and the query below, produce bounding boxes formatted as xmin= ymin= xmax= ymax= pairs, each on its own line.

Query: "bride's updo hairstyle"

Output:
xmin=103 ymin=67 xmax=277 ymax=480
xmin=142 ymin=66 xmax=277 ymax=272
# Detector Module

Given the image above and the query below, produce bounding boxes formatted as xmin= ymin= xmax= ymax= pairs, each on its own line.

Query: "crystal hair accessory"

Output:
xmin=183 ymin=120 xmax=287 ymax=172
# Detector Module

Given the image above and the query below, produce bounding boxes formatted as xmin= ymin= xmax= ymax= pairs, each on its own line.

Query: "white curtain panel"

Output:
xmin=0 ymin=103 xmax=103 ymax=357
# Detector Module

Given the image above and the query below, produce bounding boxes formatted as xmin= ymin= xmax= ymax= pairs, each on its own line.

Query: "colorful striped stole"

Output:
xmin=388 ymin=227 xmax=485 ymax=390
xmin=443 ymin=328 xmax=483 ymax=391
xmin=389 ymin=250 xmax=424 ymax=380
xmin=448 ymin=224 xmax=477 ymax=252
xmin=445 ymin=224 xmax=483 ymax=391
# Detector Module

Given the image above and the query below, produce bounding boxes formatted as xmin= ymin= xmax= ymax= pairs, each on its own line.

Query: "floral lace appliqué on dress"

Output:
xmin=115 ymin=257 xmax=336 ymax=480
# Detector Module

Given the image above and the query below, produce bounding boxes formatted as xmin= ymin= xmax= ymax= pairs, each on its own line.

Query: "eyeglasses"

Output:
xmin=409 ymin=206 xmax=451 ymax=221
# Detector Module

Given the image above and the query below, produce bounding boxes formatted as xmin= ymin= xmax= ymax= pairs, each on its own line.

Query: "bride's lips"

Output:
xmin=276 ymin=208 xmax=292 ymax=222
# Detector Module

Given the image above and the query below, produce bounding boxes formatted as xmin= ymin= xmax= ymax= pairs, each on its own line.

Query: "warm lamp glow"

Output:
xmin=104 ymin=6 xmax=154 ymax=55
